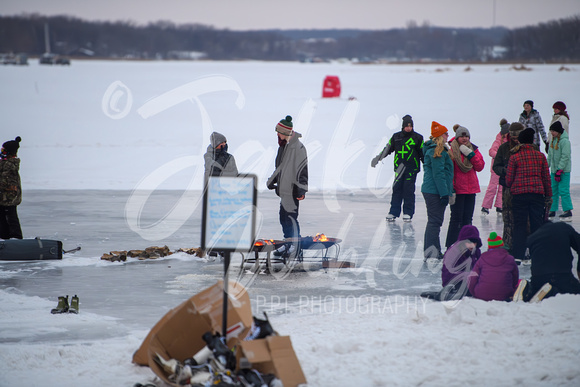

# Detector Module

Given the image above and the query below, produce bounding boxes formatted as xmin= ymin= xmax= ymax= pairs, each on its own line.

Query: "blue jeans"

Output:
xmin=423 ymin=192 xmax=447 ymax=258
xmin=279 ymin=197 xmax=300 ymax=239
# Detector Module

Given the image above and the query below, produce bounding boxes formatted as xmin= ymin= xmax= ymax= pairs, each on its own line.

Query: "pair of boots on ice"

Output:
xmin=51 ymin=294 xmax=79 ymax=314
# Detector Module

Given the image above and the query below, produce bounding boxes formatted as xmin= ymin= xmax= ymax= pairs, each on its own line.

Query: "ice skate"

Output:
xmin=403 ymin=214 xmax=412 ymax=222
xmin=512 ymin=279 xmax=528 ymax=302
xmin=559 ymin=210 xmax=572 ymax=222
xmin=50 ymin=295 xmax=69 ymax=314
xmin=481 ymin=207 xmax=489 ymax=215
xmin=385 ymin=213 xmax=396 ymax=222
xmin=273 ymin=244 xmax=287 ymax=257
xmin=530 ymin=283 xmax=552 ymax=303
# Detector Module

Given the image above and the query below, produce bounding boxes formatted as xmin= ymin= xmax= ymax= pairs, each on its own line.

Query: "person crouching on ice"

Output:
xmin=371 ymin=114 xmax=424 ymax=222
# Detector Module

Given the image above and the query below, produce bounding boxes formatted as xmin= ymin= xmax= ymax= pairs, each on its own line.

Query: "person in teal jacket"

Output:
xmin=547 ymin=121 xmax=572 ymax=221
xmin=421 ymin=121 xmax=454 ymax=260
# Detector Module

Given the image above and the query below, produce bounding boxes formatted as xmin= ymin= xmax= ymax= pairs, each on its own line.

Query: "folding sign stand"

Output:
xmin=201 ymin=174 xmax=257 ymax=338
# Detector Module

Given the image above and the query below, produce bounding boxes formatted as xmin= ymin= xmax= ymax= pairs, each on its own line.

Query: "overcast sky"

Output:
xmin=2 ymin=0 xmax=579 ymax=30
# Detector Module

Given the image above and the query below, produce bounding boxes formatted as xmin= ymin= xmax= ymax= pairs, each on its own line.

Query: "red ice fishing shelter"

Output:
xmin=322 ymin=75 xmax=341 ymax=98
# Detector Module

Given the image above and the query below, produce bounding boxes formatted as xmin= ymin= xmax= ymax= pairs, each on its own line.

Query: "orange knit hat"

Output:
xmin=431 ymin=121 xmax=448 ymax=138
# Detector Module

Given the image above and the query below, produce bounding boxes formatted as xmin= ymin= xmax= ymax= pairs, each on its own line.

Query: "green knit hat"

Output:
xmin=488 ymin=232 xmax=504 ymax=249
xmin=275 ymin=115 xmax=293 ymax=136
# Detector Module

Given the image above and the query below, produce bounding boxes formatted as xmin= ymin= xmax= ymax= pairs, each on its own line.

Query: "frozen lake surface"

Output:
xmin=1 ymin=60 xmax=580 ymax=386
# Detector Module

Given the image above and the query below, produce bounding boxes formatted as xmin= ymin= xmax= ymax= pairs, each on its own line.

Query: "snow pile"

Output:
xmin=1 ymin=289 xmax=578 ymax=386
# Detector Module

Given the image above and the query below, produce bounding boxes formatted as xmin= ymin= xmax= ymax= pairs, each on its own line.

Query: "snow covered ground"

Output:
xmin=1 ymin=60 xmax=580 ymax=386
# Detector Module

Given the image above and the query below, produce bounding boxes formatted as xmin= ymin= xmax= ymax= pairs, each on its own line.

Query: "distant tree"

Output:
xmin=502 ymin=15 xmax=580 ymax=61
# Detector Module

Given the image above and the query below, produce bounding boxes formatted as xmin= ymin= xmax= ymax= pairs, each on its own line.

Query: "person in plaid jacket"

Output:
xmin=506 ymin=128 xmax=552 ymax=262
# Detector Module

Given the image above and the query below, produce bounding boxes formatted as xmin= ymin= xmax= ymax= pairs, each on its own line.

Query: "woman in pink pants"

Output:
xmin=481 ymin=119 xmax=509 ymax=215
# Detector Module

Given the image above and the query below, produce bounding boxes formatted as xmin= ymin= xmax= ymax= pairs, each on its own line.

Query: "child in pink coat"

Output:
xmin=468 ymin=232 xmax=519 ymax=301
xmin=481 ymin=119 xmax=509 ymax=215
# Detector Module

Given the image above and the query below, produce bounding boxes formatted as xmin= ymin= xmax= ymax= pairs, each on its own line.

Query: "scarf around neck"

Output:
xmin=450 ymin=140 xmax=473 ymax=173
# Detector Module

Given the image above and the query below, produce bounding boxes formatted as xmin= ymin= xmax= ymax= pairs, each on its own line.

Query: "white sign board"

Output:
xmin=201 ymin=175 xmax=257 ymax=252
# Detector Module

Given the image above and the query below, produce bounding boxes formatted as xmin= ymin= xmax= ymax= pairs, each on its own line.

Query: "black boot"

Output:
xmin=51 ymin=295 xmax=69 ymax=314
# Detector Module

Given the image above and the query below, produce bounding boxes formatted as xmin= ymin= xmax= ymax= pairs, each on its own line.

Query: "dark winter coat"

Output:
xmin=0 ymin=157 xmax=22 ymax=206
xmin=375 ymin=130 xmax=424 ymax=174
xmin=468 ymin=248 xmax=519 ymax=301
xmin=203 ymin=144 xmax=238 ymax=182
xmin=492 ymin=141 xmax=514 ymax=187
xmin=267 ymin=132 xmax=308 ymax=211
xmin=421 ymin=140 xmax=453 ymax=197
xmin=441 ymin=225 xmax=482 ymax=287
xmin=528 ymin=221 xmax=580 ymax=277
xmin=519 ymin=109 xmax=547 ymax=148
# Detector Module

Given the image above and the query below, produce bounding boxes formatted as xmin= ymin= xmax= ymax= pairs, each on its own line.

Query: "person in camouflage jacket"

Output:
xmin=0 ymin=136 xmax=23 ymax=239
xmin=518 ymin=100 xmax=548 ymax=152
xmin=371 ymin=114 xmax=424 ymax=221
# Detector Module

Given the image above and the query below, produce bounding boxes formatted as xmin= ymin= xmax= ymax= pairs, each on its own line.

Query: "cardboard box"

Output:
xmin=133 ymin=280 xmax=253 ymax=384
xmin=133 ymin=280 xmax=307 ymax=387
xmin=236 ymin=335 xmax=307 ymax=387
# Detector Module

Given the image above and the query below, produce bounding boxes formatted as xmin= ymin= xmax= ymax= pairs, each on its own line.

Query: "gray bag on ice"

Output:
xmin=0 ymin=238 xmax=63 ymax=261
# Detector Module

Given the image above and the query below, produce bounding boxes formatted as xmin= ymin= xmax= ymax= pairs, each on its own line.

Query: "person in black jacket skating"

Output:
xmin=371 ymin=115 xmax=424 ymax=222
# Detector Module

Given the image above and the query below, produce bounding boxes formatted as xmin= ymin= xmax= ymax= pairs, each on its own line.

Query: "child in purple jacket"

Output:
xmin=441 ymin=225 xmax=482 ymax=292
xmin=468 ymin=232 xmax=519 ymax=301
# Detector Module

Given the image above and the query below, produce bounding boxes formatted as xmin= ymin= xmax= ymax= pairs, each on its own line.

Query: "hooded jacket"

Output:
xmin=203 ymin=132 xmax=238 ymax=182
xmin=441 ymin=225 xmax=482 ymax=287
xmin=421 ymin=139 xmax=454 ymax=197
xmin=266 ymin=132 xmax=308 ymax=211
xmin=468 ymin=248 xmax=519 ymax=301
xmin=547 ymin=130 xmax=571 ymax=173
xmin=0 ymin=157 xmax=22 ymax=206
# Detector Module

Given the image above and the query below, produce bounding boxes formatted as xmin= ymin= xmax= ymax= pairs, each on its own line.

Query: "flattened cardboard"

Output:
xmin=133 ymin=280 xmax=252 ymax=366
xmin=237 ymin=336 xmax=307 ymax=387
xmin=133 ymin=280 xmax=306 ymax=387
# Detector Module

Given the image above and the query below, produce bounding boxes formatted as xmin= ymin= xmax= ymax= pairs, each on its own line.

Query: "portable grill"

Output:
xmin=238 ymin=235 xmax=342 ymax=274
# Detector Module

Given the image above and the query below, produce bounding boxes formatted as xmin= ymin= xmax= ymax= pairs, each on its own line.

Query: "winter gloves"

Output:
xmin=440 ymin=195 xmax=449 ymax=206
xmin=459 ymin=144 xmax=475 ymax=159
xmin=555 ymin=169 xmax=563 ymax=182
xmin=371 ymin=155 xmax=380 ymax=168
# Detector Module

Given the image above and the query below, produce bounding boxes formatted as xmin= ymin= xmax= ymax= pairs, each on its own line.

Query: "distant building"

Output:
xmin=167 ymin=51 xmax=207 ymax=60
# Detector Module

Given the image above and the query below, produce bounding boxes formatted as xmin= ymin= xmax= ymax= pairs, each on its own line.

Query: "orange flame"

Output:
xmin=313 ymin=233 xmax=329 ymax=242
xmin=254 ymin=239 xmax=275 ymax=247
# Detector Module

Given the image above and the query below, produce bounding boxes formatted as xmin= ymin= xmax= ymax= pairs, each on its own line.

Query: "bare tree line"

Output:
xmin=0 ymin=14 xmax=578 ymax=62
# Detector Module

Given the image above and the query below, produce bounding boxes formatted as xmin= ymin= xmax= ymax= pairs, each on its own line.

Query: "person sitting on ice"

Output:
xmin=468 ymin=232 xmax=519 ymax=301
xmin=441 ymin=224 xmax=482 ymax=292
xmin=515 ymin=221 xmax=580 ymax=302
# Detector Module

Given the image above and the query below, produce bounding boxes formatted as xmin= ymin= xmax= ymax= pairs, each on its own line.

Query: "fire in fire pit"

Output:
xmin=313 ymin=233 xmax=329 ymax=242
